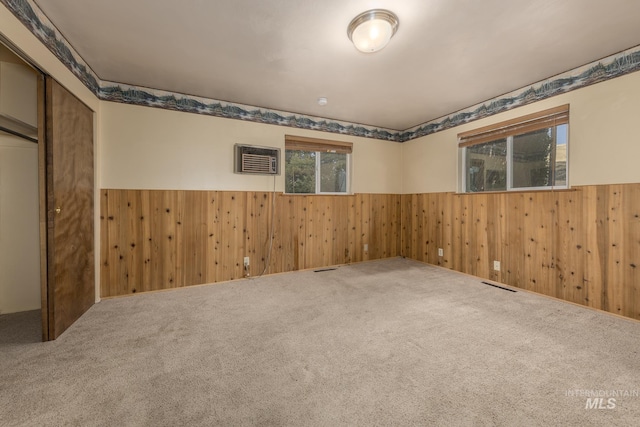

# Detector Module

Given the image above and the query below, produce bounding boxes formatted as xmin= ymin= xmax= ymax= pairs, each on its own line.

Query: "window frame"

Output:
xmin=458 ymin=105 xmax=569 ymax=194
xmin=284 ymin=135 xmax=352 ymax=195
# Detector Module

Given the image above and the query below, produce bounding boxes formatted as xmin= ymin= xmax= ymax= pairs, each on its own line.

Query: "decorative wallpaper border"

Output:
xmin=2 ymin=0 xmax=101 ymax=93
xmin=400 ymin=45 xmax=640 ymax=141
xmin=3 ymin=0 xmax=640 ymax=143
xmin=99 ymin=82 xmax=402 ymax=141
xmin=1 ymin=0 xmax=403 ymax=142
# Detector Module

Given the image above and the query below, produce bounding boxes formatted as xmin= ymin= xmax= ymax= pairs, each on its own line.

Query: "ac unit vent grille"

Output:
xmin=234 ymin=144 xmax=280 ymax=175
xmin=242 ymin=153 xmax=276 ymax=174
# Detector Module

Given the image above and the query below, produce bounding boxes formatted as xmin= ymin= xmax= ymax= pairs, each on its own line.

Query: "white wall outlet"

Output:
xmin=364 ymin=244 xmax=368 ymax=252
xmin=243 ymin=256 xmax=250 ymax=267
xmin=438 ymin=248 xmax=444 ymax=257
xmin=493 ymin=260 xmax=501 ymax=271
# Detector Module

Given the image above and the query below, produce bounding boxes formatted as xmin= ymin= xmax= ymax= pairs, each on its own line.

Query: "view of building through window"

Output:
xmin=461 ymin=106 xmax=568 ymax=193
xmin=285 ymin=150 xmax=349 ymax=194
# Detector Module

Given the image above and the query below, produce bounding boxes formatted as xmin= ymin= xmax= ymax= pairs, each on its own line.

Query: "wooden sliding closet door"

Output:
xmin=43 ymin=77 xmax=94 ymax=340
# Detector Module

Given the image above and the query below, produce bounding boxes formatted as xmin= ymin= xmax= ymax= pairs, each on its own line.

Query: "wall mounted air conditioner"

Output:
xmin=234 ymin=144 xmax=280 ymax=175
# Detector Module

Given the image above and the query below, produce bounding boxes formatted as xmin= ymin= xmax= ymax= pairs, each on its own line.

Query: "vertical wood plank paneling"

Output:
xmin=174 ymin=191 xmax=185 ymax=288
xmin=334 ymin=196 xmax=350 ymax=264
xmin=583 ymin=186 xmax=604 ymax=310
xmin=418 ymin=194 xmax=427 ymax=261
xmin=205 ymin=192 xmax=218 ymax=284
xmin=101 ymin=191 xmax=401 ymax=297
xmin=360 ymin=194 xmax=371 ymax=262
xmin=596 ymin=185 xmax=611 ymax=311
xmin=425 ymin=194 xmax=437 ymax=265
xmin=347 ymin=196 xmax=358 ymax=263
xmin=401 ymin=194 xmax=412 ymax=259
xmin=624 ymin=185 xmax=640 ymax=319
xmin=184 ymin=191 xmax=208 ymax=286
xmin=523 ymin=192 xmax=556 ymax=295
xmin=223 ymin=192 xmax=245 ymax=281
xmin=259 ymin=192 xmax=273 ymax=275
xmin=294 ymin=195 xmax=307 ymax=270
xmin=162 ymin=191 xmax=178 ymax=289
xmin=437 ymin=192 xmax=451 ymax=268
xmin=506 ymin=193 xmax=525 ymax=289
xmin=474 ymin=194 xmax=489 ymax=279
xmin=139 ymin=190 xmax=152 ymax=293
xmin=408 ymin=194 xmax=416 ymax=259
xmin=272 ymin=194 xmax=290 ymax=273
xmin=391 ymin=194 xmax=402 ymax=257
xmin=450 ymin=194 xmax=463 ymax=272
xmin=486 ymin=193 xmax=502 ymax=283
xmin=393 ymin=185 xmax=640 ymax=321
xmin=371 ymin=194 xmax=386 ymax=260
xmin=497 ymin=192 xmax=509 ymax=283
xmin=100 ymin=186 xmax=637 ymax=320
xmin=461 ymin=195 xmax=474 ymax=275
xmin=148 ymin=191 xmax=163 ymax=292
xmin=432 ymin=193 xmax=442 ymax=265
xmin=107 ymin=189 xmax=124 ymax=296
xmin=370 ymin=194 xmax=380 ymax=260
xmin=522 ymin=193 xmax=536 ymax=292
xmin=399 ymin=194 xmax=411 ymax=258
xmin=288 ymin=194 xmax=303 ymax=271
xmin=300 ymin=195 xmax=312 ymax=268
xmin=321 ymin=196 xmax=334 ymax=266
xmin=556 ymin=189 xmax=586 ymax=305
xmin=124 ymin=190 xmax=142 ymax=293
xmin=606 ymin=185 xmax=625 ymax=316
xmin=540 ymin=192 xmax=557 ymax=296
xmin=99 ymin=190 xmax=111 ymax=297
xmin=306 ymin=196 xmax=320 ymax=268
xmin=245 ymin=192 xmax=266 ymax=276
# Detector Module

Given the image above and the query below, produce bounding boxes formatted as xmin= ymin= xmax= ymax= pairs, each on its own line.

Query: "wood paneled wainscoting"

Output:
xmin=401 ymin=184 xmax=640 ymax=320
xmin=100 ymin=190 xmax=400 ymax=297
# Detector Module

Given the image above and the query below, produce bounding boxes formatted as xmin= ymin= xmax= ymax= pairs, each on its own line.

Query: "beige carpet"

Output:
xmin=1 ymin=257 xmax=639 ymax=426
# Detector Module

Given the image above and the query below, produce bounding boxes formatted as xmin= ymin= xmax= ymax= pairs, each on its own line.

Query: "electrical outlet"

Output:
xmin=243 ymin=257 xmax=250 ymax=267
xmin=364 ymin=244 xmax=368 ymax=252
xmin=493 ymin=260 xmax=501 ymax=271
xmin=438 ymin=248 xmax=444 ymax=257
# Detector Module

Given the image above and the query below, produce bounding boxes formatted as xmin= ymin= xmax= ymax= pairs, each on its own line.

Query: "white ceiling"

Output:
xmin=33 ymin=0 xmax=640 ymax=130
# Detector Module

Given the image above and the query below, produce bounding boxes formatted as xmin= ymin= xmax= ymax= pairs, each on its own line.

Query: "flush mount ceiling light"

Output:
xmin=347 ymin=9 xmax=399 ymax=53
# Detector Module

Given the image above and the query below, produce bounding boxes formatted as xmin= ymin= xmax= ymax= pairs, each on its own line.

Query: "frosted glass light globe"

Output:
xmin=348 ymin=9 xmax=399 ymax=53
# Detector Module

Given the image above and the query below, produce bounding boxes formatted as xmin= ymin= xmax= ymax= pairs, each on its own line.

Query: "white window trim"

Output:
xmin=459 ymin=118 xmax=569 ymax=193
xmin=285 ymin=150 xmax=351 ymax=195
xmin=313 ymin=151 xmax=351 ymax=195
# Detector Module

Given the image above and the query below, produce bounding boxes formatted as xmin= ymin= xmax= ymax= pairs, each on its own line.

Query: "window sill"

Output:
xmin=283 ymin=193 xmax=353 ymax=196
xmin=457 ymin=186 xmax=573 ymax=195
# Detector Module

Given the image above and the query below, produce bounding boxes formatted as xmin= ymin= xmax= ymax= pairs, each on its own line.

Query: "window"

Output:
xmin=459 ymin=105 xmax=568 ymax=193
xmin=285 ymin=135 xmax=351 ymax=194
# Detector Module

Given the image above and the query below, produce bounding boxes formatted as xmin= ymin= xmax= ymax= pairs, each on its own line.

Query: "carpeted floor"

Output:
xmin=1 ymin=257 xmax=639 ymax=426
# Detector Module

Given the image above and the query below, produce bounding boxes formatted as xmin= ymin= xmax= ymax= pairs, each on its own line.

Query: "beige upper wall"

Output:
xmin=402 ymin=69 xmax=640 ymax=193
xmin=0 ymin=6 xmax=99 ymax=111
xmin=1 ymin=2 xmax=397 ymax=197
xmin=2 ymin=4 xmax=402 ymax=195
xmin=100 ymin=101 xmax=403 ymax=194
xmin=5 ymin=1 xmax=640 ymax=197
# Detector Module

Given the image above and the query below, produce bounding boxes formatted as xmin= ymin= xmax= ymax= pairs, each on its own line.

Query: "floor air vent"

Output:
xmin=481 ymin=281 xmax=517 ymax=292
